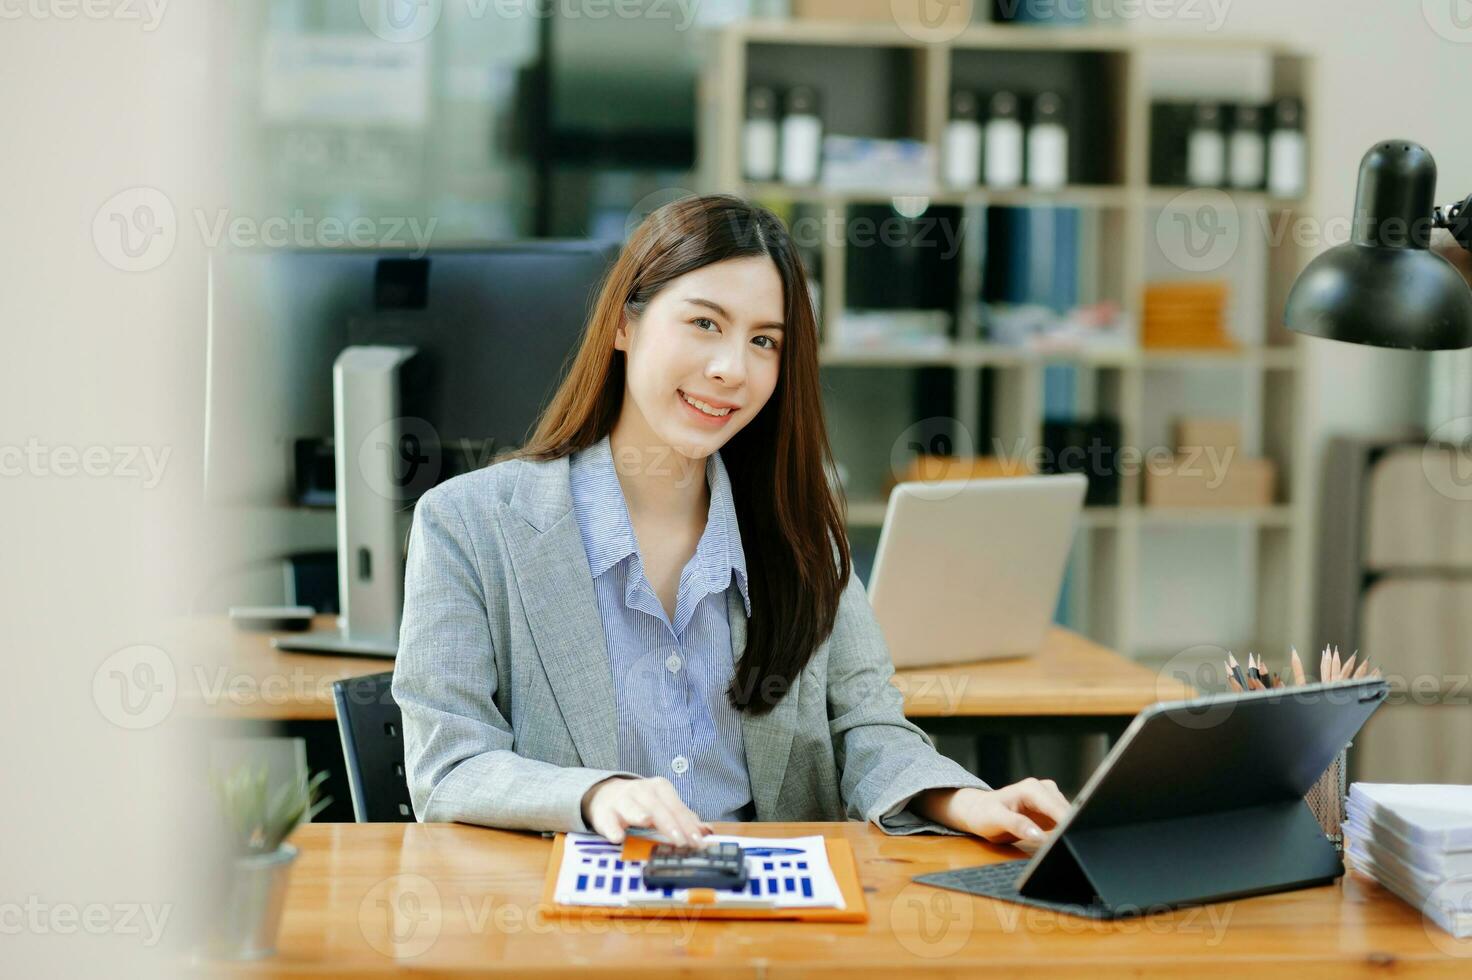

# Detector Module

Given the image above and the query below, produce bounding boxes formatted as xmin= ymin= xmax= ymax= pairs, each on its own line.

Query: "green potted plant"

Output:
xmin=206 ymin=763 xmax=331 ymax=959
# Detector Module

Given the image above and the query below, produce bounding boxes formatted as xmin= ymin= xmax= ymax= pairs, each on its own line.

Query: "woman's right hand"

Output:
xmin=580 ymin=776 xmax=713 ymax=846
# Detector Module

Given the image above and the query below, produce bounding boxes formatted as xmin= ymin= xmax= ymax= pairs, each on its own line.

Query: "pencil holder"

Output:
xmin=1304 ymin=742 xmax=1350 ymax=850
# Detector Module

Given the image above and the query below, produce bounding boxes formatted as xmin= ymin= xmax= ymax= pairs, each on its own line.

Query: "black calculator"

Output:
xmin=641 ymin=842 xmax=748 ymax=891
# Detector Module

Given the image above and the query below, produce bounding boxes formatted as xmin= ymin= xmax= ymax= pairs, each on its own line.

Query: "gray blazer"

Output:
xmin=392 ymin=452 xmax=988 ymax=835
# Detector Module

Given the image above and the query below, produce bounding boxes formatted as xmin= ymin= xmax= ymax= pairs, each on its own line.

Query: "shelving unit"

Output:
xmin=697 ymin=20 xmax=1317 ymax=666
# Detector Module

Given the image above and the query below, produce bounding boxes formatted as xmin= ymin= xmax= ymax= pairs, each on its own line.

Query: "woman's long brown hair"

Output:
xmin=503 ymin=194 xmax=851 ymax=715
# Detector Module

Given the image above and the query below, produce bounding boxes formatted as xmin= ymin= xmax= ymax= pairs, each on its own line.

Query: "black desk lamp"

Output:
xmin=1285 ymin=141 xmax=1472 ymax=349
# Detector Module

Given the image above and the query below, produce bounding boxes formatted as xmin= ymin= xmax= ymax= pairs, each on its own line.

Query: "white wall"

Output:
xmin=0 ymin=6 xmax=229 ymax=976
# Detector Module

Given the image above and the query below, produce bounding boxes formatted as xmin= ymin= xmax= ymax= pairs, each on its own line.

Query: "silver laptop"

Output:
xmin=866 ymin=474 xmax=1087 ymax=667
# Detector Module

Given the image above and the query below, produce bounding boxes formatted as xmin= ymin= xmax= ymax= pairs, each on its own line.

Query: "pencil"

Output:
xmin=1321 ymin=646 xmax=1331 ymax=683
xmin=1291 ymin=648 xmax=1306 ymax=686
xmin=1227 ymin=653 xmax=1248 ymax=691
xmin=1342 ymin=652 xmax=1357 ymax=680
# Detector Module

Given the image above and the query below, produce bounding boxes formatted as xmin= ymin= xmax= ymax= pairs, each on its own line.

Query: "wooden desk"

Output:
xmin=892 ymin=627 xmax=1190 ymax=718
xmin=203 ymin=821 xmax=1466 ymax=977
xmin=178 ymin=618 xmax=1179 ymax=723
xmin=172 ymin=616 xmax=389 ymax=722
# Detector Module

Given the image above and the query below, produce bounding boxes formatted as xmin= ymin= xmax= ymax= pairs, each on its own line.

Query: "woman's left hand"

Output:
xmin=915 ymin=779 xmax=1071 ymax=844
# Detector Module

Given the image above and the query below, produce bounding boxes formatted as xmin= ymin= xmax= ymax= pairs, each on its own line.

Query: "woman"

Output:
xmin=393 ymin=195 xmax=1069 ymax=847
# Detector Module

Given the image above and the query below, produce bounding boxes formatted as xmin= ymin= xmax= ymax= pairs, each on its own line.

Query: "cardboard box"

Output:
xmin=1145 ymin=455 xmax=1275 ymax=508
xmin=792 ymin=0 xmax=894 ymax=21
xmin=1174 ymin=418 xmax=1241 ymax=454
xmin=892 ymin=454 xmax=1034 ymax=492
xmin=793 ymin=0 xmax=975 ymax=25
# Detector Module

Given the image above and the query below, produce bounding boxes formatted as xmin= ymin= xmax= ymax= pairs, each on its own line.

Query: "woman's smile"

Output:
xmin=677 ymin=388 xmax=738 ymax=425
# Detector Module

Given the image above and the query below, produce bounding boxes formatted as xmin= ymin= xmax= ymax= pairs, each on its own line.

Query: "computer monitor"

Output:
xmin=206 ymin=243 xmax=617 ymax=505
xmin=206 ymin=242 xmax=617 ymax=655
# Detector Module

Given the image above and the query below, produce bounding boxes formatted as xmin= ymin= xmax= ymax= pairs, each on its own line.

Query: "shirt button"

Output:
xmin=665 ymin=653 xmax=682 ymax=673
xmin=671 ymin=755 xmax=689 ymax=775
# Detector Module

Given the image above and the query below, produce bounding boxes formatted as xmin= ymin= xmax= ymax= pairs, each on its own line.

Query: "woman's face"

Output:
xmin=614 ymin=255 xmax=785 ymax=461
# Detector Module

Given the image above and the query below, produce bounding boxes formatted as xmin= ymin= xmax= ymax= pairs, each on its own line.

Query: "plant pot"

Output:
xmin=209 ymin=843 xmax=298 ymax=960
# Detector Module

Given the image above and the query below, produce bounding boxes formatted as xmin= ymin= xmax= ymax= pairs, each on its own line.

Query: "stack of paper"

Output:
xmin=554 ymin=833 xmax=846 ymax=910
xmin=1344 ymin=783 xmax=1472 ymax=938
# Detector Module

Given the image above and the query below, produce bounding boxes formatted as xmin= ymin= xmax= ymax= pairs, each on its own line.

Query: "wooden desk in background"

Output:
xmin=202 ymin=821 xmax=1464 ymax=977
xmin=177 ymin=617 xmax=1187 ymax=815
xmin=176 ymin=616 xmax=1185 ymax=723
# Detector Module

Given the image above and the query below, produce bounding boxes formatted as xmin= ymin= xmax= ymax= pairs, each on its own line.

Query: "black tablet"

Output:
xmin=918 ymin=678 xmax=1390 ymax=917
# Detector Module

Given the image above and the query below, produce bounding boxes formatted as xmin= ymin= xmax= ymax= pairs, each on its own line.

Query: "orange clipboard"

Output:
xmin=540 ymin=833 xmax=869 ymax=923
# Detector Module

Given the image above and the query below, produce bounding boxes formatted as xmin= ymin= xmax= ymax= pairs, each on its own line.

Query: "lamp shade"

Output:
xmin=1284 ymin=141 xmax=1472 ymax=350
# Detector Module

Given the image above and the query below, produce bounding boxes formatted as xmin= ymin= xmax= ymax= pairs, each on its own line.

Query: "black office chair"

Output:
xmin=332 ymin=672 xmax=415 ymax=822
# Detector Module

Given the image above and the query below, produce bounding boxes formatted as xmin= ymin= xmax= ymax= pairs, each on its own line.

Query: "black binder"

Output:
xmin=917 ymin=678 xmax=1389 ymax=917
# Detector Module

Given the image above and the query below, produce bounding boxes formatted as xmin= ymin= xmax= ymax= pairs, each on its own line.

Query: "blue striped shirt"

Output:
xmin=568 ymin=435 xmax=756 ymax=822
